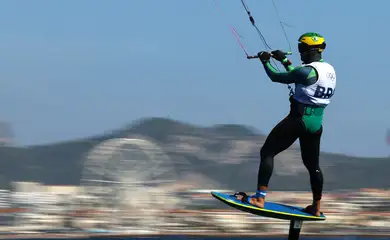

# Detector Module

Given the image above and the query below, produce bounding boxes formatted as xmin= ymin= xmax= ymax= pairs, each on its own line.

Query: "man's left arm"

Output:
xmin=281 ymin=58 xmax=295 ymax=72
xmin=262 ymin=61 xmax=318 ymax=85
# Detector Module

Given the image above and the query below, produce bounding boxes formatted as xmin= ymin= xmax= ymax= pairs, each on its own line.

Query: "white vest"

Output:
xmin=293 ymin=61 xmax=336 ymax=107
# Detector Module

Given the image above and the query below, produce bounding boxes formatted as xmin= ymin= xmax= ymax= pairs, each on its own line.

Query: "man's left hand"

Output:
xmin=271 ymin=50 xmax=287 ymax=62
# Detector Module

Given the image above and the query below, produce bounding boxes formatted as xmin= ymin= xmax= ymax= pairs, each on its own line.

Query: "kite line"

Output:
xmin=213 ymin=0 xmax=295 ymax=94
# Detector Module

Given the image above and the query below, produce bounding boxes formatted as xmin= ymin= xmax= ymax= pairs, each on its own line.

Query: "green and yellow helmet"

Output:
xmin=298 ymin=32 xmax=326 ymax=53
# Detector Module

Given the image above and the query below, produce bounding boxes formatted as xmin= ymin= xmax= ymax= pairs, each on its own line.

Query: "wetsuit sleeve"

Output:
xmin=283 ymin=62 xmax=295 ymax=72
xmin=281 ymin=59 xmax=295 ymax=72
xmin=262 ymin=61 xmax=318 ymax=85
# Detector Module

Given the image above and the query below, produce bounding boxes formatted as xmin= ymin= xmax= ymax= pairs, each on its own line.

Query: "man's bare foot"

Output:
xmin=235 ymin=193 xmax=265 ymax=208
xmin=304 ymin=200 xmax=321 ymax=217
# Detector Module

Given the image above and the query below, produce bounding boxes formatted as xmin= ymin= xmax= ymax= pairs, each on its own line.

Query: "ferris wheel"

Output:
xmin=81 ymin=136 xmax=175 ymax=186
xmin=76 ymin=136 xmax=181 ymax=229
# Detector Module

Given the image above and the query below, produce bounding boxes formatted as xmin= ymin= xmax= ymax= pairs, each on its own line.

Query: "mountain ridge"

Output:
xmin=0 ymin=117 xmax=388 ymax=191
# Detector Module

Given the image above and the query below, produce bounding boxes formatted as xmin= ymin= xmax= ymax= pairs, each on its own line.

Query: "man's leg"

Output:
xmin=236 ymin=116 xmax=303 ymax=207
xmin=299 ymin=126 xmax=324 ymax=216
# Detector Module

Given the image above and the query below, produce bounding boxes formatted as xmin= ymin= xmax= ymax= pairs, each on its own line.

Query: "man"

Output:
xmin=234 ymin=32 xmax=336 ymax=216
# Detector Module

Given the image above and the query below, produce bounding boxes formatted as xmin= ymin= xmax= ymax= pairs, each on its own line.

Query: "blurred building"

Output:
xmin=387 ymin=128 xmax=390 ymax=146
xmin=0 ymin=121 xmax=14 ymax=146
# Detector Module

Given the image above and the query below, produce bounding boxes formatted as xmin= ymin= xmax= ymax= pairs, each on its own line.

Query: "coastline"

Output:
xmin=0 ymin=232 xmax=389 ymax=239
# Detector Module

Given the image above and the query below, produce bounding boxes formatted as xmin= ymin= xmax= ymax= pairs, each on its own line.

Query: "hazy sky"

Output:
xmin=0 ymin=0 xmax=389 ymax=157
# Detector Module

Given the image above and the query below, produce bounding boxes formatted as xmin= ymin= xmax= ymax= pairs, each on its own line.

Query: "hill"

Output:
xmin=0 ymin=117 xmax=389 ymax=191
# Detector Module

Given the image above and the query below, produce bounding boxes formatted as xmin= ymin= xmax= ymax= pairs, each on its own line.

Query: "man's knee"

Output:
xmin=260 ymin=146 xmax=267 ymax=158
xmin=259 ymin=146 xmax=273 ymax=164
xmin=260 ymin=145 xmax=275 ymax=159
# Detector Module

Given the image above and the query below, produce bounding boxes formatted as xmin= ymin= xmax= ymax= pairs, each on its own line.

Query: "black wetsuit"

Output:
xmin=257 ymin=59 xmax=335 ymax=201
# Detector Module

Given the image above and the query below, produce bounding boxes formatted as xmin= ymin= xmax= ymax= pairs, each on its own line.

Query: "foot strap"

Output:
xmin=233 ymin=192 xmax=250 ymax=204
xmin=255 ymin=190 xmax=267 ymax=198
xmin=234 ymin=190 xmax=267 ymax=205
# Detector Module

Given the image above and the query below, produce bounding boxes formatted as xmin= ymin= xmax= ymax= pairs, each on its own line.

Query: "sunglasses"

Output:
xmin=298 ymin=43 xmax=326 ymax=53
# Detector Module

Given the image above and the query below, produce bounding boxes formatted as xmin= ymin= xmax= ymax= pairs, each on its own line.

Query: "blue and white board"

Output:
xmin=211 ymin=191 xmax=326 ymax=221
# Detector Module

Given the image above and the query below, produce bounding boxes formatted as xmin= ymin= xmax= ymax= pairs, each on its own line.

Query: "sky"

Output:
xmin=0 ymin=0 xmax=389 ymax=157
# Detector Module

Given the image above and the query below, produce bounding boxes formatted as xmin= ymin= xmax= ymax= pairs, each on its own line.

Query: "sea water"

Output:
xmin=11 ymin=236 xmax=389 ymax=240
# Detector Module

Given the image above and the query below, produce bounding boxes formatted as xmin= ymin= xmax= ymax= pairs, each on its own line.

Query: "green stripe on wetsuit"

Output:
xmin=262 ymin=59 xmax=324 ymax=133
xmin=263 ymin=61 xmax=317 ymax=85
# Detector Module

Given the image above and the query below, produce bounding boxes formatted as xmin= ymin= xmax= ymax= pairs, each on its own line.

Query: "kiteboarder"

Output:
xmin=235 ymin=32 xmax=336 ymax=217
